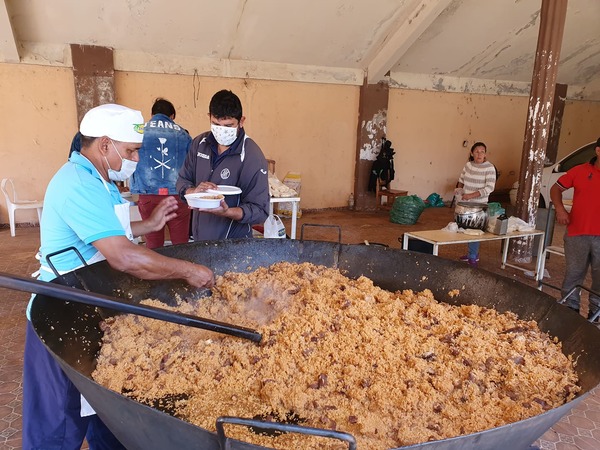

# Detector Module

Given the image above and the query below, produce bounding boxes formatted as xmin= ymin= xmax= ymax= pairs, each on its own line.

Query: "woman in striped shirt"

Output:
xmin=455 ymin=142 xmax=497 ymax=267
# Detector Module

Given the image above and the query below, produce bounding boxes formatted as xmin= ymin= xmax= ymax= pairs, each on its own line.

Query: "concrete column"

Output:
xmin=353 ymin=80 xmax=389 ymax=211
xmin=70 ymin=44 xmax=115 ymax=125
xmin=510 ymin=0 xmax=568 ymax=262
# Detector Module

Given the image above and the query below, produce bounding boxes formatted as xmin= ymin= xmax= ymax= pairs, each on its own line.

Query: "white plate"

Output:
xmin=206 ymin=185 xmax=242 ymax=196
xmin=185 ymin=193 xmax=224 ymax=209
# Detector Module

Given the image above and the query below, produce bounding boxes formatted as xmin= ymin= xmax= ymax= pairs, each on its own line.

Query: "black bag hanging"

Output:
xmin=368 ymin=137 xmax=396 ymax=192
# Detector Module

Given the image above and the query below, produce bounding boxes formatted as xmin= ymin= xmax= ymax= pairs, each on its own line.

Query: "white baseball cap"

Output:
xmin=80 ymin=104 xmax=145 ymax=143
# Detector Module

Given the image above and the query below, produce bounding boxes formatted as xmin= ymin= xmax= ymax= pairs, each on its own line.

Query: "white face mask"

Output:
xmin=211 ymin=124 xmax=238 ymax=146
xmin=106 ymin=140 xmax=137 ymax=181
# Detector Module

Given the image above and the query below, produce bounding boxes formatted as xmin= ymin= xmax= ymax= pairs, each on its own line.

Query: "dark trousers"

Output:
xmin=562 ymin=234 xmax=600 ymax=314
xmin=23 ymin=321 xmax=125 ymax=450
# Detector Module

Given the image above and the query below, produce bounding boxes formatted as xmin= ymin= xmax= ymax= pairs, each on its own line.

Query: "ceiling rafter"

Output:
xmin=0 ymin=1 xmax=19 ymax=62
xmin=366 ymin=0 xmax=453 ymax=84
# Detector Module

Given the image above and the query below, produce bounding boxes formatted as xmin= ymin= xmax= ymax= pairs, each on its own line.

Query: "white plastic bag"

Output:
xmin=441 ymin=222 xmax=459 ymax=232
xmin=507 ymin=216 xmax=535 ymax=232
xmin=264 ymin=214 xmax=286 ymax=238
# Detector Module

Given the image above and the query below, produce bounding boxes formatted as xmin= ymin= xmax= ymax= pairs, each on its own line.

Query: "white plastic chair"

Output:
xmin=1 ymin=178 xmax=44 ymax=237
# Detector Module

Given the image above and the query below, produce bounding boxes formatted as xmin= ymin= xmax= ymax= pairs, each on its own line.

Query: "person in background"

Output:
xmin=68 ymin=131 xmax=82 ymax=158
xmin=23 ymin=104 xmax=214 ymax=450
xmin=455 ymin=142 xmax=497 ymax=267
xmin=177 ymin=89 xmax=269 ymax=240
xmin=130 ymin=98 xmax=192 ymax=249
xmin=550 ymin=137 xmax=600 ymax=321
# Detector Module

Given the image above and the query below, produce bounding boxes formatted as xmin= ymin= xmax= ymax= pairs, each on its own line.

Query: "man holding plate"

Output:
xmin=177 ymin=90 xmax=269 ymax=240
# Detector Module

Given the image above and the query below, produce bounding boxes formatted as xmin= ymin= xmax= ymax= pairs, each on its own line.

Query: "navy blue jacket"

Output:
xmin=177 ymin=129 xmax=269 ymax=240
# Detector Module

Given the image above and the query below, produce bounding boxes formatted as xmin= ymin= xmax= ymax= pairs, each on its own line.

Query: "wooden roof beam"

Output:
xmin=366 ymin=0 xmax=452 ymax=84
xmin=0 ymin=0 xmax=19 ymax=63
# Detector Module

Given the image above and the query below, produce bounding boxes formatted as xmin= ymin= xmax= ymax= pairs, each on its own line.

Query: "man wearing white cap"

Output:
xmin=23 ymin=104 xmax=215 ymax=449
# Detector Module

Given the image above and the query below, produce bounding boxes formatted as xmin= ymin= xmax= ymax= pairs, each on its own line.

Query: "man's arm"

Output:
xmin=192 ymin=142 xmax=267 ymax=223
xmin=183 ymin=181 xmax=244 ymax=220
xmin=93 ymin=235 xmax=214 ymax=288
xmin=195 ymin=203 xmax=244 ymax=221
xmin=233 ymin=143 xmax=269 ymax=224
xmin=550 ymin=183 xmax=570 ymax=225
xmin=176 ymin=134 xmax=206 ymax=200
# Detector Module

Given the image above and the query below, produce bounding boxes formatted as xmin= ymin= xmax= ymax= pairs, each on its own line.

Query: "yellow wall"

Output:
xmin=0 ymin=66 xmax=359 ymax=226
xmin=387 ymin=89 xmax=529 ymax=200
xmin=386 ymin=89 xmax=600 ymax=201
xmin=560 ymin=100 xmax=600 ymax=157
xmin=115 ymin=72 xmax=360 ymax=210
xmin=0 ymin=64 xmax=78 ymax=223
xmin=2 ymin=62 xmax=600 ymax=228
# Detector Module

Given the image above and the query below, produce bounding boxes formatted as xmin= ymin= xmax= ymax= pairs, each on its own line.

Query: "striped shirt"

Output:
xmin=458 ymin=161 xmax=496 ymax=203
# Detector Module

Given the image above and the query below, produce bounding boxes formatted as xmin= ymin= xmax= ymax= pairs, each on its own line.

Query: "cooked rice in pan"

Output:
xmin=93 ymin=262 xmax=579 ymax=449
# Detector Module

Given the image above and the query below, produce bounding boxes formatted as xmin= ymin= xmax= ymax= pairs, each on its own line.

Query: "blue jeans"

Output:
xmin=468 ymin=241 xmax=480 ymax=259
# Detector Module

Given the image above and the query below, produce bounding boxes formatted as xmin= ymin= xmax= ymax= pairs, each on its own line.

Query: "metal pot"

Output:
xmin=28 ymin=239 xmax=600 ymax=450
xmin=454 ymin=201 xmax=489 ymax=230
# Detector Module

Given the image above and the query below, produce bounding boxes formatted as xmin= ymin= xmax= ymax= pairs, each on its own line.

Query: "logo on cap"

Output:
xmin=134 ymin=124 xmax=145 ymax=134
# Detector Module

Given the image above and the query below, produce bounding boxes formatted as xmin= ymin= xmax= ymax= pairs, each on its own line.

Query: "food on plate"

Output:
xmin=199 ymin=195 xmax=223 ymax=200
xmin=93 ymin=262 xmax=579 ymax=449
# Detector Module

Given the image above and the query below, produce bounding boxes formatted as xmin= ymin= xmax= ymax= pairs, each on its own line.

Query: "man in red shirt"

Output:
xmin=550 ymin=137 xmax=600 ymax=321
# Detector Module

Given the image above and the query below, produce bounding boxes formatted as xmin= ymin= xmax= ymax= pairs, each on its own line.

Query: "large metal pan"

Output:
xmin=29 ymin=239 xmax=600 ymax=450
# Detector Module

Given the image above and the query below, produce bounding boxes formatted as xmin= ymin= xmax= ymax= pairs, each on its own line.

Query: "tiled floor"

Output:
xmin=0 ymin=206 xmax=599 ymax=450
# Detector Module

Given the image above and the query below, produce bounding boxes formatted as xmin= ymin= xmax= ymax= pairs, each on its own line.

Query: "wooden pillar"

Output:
xmin=70 ymin=44 xmax=115 ymax=125
xmin=510 ymin=0 xmax=568 ymax=262
xmin=353 ymin=80 xmax=389 ymax=211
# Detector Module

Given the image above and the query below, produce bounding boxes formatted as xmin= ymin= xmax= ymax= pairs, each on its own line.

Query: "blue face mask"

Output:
xmin=106 ymin=140 xmax=137 ymax=181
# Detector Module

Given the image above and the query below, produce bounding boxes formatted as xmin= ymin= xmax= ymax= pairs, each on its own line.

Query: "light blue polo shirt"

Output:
xmin=38 ymin=152 xmax=126 ymax=281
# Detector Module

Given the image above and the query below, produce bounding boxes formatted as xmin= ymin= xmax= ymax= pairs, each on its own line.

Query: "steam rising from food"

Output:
xmin=93 ymin=262 xmax=579 ymax=449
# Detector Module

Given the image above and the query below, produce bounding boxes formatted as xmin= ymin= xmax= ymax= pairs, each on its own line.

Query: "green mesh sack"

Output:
xmin=390 ymin=195 xmax=426 ymax=225
xmin=425 ymin=192 xmax=445 ymax=207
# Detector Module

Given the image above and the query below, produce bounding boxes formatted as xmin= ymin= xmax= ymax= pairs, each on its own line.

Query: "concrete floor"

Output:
xmin=0 ymin=206 xmax=599 ymax=450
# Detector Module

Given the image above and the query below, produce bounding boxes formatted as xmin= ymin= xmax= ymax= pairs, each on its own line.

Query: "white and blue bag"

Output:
xmin=263 ymin=214 xmax=286 ymax=238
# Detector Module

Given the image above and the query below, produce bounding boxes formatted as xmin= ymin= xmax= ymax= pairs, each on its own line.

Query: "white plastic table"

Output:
xmin=269 ymin=197 xmax=301 ymax=239
xmin=402 ymin=229 xmax=545 ymax=275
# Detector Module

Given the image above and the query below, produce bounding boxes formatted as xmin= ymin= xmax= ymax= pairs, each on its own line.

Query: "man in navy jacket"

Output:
xmin=177 ymin=90 xmax=269 ymax=240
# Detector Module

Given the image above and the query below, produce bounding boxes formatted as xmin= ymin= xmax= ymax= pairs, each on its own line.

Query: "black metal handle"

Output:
xmin=560 ymin=285 xmax=600 ymax=323
xmin=0 ymin=271 xmax=262 ymax=343
xmin=45 ymin=246 xmax=88 ymax=279
xmin=44 ymin=247 xmax=94 ymax=292
xmin=300 ymin=223 xmax=342 ymax=243
xmin=541 ymin=283 xmax=600 ymax=323
xmin=215 ymin=416 xmax=357 ymax=450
